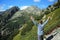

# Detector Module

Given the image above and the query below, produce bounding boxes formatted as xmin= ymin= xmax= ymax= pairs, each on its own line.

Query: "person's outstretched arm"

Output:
xmin=30 ymin=16 xmax=38 ymax=26
xmin=42 ymin=16 xmax=50 ymax=26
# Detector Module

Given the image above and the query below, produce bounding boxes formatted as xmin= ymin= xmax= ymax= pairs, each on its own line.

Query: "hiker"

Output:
xmin=30 ymin=16 xmax=51 ymax=40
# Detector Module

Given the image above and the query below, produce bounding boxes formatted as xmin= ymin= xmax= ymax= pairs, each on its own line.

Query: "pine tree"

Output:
xmin=58 ymin=0 xmax=60 ymax=7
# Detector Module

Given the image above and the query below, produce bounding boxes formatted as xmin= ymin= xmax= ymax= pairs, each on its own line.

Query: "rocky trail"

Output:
xmin=45 ymin=27 xmax=60 ymax=40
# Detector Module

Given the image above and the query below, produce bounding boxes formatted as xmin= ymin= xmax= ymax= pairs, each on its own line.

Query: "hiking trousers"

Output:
xmin=38 ymin=35 xmax=43 ymax=40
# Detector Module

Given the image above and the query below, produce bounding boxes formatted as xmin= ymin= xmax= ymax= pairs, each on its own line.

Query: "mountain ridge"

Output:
xmin=13 ymin=8 xmax=60 ymax=40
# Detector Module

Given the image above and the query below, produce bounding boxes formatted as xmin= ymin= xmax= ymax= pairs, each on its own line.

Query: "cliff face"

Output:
xmin=0 ymin=6 xmax=42 ymax=40
xmin=0 ymin=6 xmax=19 ymax=26
xmin=0 ymin=6 xmax=20 ymax=40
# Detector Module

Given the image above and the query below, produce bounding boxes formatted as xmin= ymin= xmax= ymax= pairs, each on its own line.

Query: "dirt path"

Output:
xmin=45 ymin=28 xmax=60 ymax=40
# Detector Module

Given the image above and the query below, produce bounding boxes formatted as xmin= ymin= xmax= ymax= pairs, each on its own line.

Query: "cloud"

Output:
xmin=48 ymin=0 xmax=54 ymax=2
xmin=34 ymin=0 xmax=41 ymax=2
xmin=20 ymin=6 xmax=29 ymax=10
xmin=9 ymin=5 xmax=14 ymax=8
xmin=0 ymin=4 xmax=5 ymax=11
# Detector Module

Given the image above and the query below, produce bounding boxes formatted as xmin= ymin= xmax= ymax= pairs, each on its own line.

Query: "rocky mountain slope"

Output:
xmin=13 ymin=8 xmax=60 ymax=40
xmin=0 ymin=6 xmax=42 ymax=40
xmin=0 ymin=6 xmax=20 ymax=40
xmin=0 ymin=3 xmax=60 ymax=40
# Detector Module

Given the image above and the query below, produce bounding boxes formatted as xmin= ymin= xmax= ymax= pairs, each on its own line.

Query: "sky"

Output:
xmin=0 ymin=0 xmax=57 ymax=11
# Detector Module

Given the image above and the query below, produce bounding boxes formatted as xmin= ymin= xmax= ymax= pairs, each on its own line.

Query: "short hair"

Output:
xmin=39 ymin=20 xmax=43 ymax=24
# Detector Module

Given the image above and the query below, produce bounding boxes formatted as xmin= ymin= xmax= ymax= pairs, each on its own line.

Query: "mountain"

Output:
xmin=0 ymin=6 xmax=19 ymax=26
xmin=2 ymin=6 xmax=19 ymax=20
xmin=13 ymin=8 xmax=60 ymax=40
xmin=0 ymin=6 xmax=20 ymax=40
xmin=23 ymin=6 xmax=42 ymax=15
xmin=0 ymin=12 xmax=3 ymax=15
xmin=0 ymin=5 xmax=60 ymax=40
xmin=10 ymin=6 xmax=42 ymax=20
xmin=0 ymin=6 xmax=42 ymax=40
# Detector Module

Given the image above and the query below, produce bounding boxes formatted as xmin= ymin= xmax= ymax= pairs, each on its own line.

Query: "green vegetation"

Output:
xmin=13 ymin=8 xmax=60 ymax=40
xmin=44 ymin=8 xmax=60 ymax=34
xmin=0 ymin=1 xmax=60 ymax=40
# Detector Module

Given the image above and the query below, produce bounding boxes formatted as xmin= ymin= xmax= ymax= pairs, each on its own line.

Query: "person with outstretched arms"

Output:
xmin=30 ymin=16 xmax=51 ymax=40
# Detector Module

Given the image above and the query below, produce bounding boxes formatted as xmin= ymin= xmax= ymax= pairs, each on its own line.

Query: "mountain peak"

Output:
xmin=25 ymin=6 xmax=39 ymax=10
xmin=21 ymin=6 xmax=42 ymax=15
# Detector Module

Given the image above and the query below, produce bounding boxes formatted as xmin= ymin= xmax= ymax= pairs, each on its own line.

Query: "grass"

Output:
xmin=44 ymin=8 xmax=60 ymax=34
xmin=13 ymin=8 xmax=60 ymax=40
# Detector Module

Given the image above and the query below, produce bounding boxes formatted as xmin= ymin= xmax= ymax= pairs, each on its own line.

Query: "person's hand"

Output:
xmin=48 ymin=16 xmax=51 ymax=19
xmin=48 ymin=16 xmax=51 ymax=20
xmin=30 ymin=16 xmax=34 ymax=20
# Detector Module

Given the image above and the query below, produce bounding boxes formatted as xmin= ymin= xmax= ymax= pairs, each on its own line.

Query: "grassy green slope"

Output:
xmin=44 ymin=8 xmax=60 ymax=34
xmin=13 ymin=8 xmax=60 ymax=40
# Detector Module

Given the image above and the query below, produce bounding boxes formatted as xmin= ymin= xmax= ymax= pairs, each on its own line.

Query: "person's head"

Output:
xmin=39 ymin=20 xmax=43 ymax=24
